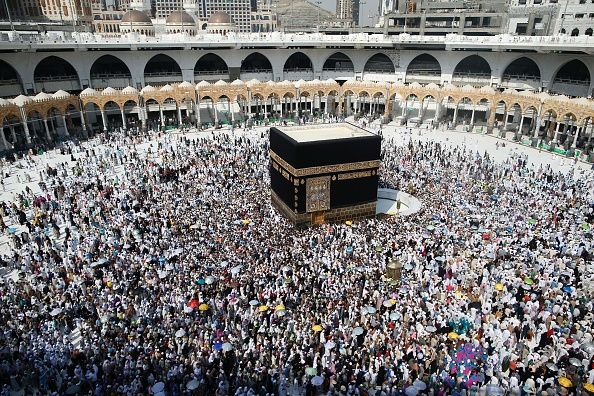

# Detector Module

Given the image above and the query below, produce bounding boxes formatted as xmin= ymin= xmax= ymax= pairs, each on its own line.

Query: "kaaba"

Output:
xmin=269 ymin=123 xmax=381 ymax=226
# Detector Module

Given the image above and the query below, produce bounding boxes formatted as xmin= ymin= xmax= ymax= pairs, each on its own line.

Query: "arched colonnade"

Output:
xmin=2 ymin=79 xmax=594 ymax=150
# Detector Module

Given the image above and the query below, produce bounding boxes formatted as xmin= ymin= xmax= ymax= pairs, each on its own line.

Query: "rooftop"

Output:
xmin=280 ymin=123 xmax=375 ymax=143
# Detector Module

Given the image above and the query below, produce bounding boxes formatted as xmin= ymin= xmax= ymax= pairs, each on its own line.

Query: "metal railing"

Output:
xmin=4 ymin=31 xmax=594 ymax=49
xmin=194 ymin=70 xmax=229 ymax=76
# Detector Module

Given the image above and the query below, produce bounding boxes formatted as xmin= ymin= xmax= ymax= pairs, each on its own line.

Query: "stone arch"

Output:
xmin=406 ymin=54 xmax=441 ymax=82
xmin=323 ymin=52 xmax=354 ymax=72
xmin=195 ymin=53 xmax=229 ymax=77
xmin=571 ymin=28 xmax=579 ymax=36
xmin=144 ymin=54 xmax=182 ymax=84
xmin=0 ymin=59 xmax=23 ymax=95
xmin=452 ymin=55 xmax=492 ymax=83
xmin=551 ymin=59 xmax=591 ymax=97
xmin=90 ymin=55 xmax=132 ymax=89
xmin=586 ymin=28 xmax=593 ymax=36
xmin=34 ymin=56 xmax=80 ymax=91
xmin=241 ymin=52 xmax=273 ymax=73
xmin=553 ymin=59 xmax=590 ymax=85
xmin=363 ymin=53 xmax=395 ymax=74
xmin=502 ymin=57 xmax=541 ymax=82
xmin=284 ymin=52 xmax=313 ymax=73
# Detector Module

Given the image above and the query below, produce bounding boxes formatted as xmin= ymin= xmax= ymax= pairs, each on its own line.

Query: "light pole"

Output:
xmin=3 ymin=0 xmax=14 ymax=31
xmin=316 ymin=0 xmax=321 ymax=31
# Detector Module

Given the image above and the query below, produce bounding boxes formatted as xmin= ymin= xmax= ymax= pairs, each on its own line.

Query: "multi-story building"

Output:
xmin=39 ymin=0 xmax=94 ymax=24
xmin=553 ymin=0 xmax=594 ymax=36
xmin=379 ymin=0 xmax=508 ymax=36
xmin=336 ymin=0 xmax=360 ymax=25
xmin=201 ymin=0 xmax=251 ymax=32
xmin=251 ymin=7 xmax=279 ymax=32
xmin=506 ymin=0 xmax=594 ymax=36
xmin=155 ymin=0 xmax=183 ymax=19
xmin=0 ymin=0 xmax=42 ymax=20
xmin=273 ymin=0 xmax=345 ymax=31
xmin=507 ymin=1 xmax=559 ymax=36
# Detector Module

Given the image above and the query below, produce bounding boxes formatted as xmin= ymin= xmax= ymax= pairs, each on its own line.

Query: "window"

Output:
xmin=576 ymin=14 xmax=584 ymax=18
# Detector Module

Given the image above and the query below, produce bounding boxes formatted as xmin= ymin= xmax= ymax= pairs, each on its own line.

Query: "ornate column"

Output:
xmin=452 ymin=105 xmax=458 ymax=126
xmin=434 ymin=100 xmax=441 ymax=123
xmin=0 ymin=126 xmax=9 ymax=149
xmin=80 ymin=109 xmax=88 ymax=133
xmin=470 ymin=105 xmax=476 ymax=125
xmin=571 ymin=121 xmax=582 ymax=148
xmin=553 ymin=122 xmax=561 ymax=143
xmin=325 ymin=95 xmax=329 ymax=115
xmin=20 ymin=109 xmax=31 ymax=143
xmin=487 ymin=105 xmax=497 ymax=133
xmin=9 ymin=126 xmax=17 ymax=143
xmin=533 ymin=113 xmax=541 ymax=138
xmin=231 ymin=101 xmax=236 ymax=122
xmin=43 ymin=118 xmax=52 ymax=141
xmin=100 ymin=109 xmax=108 ymax=131
xmin=195 ymin=97 xmax=201 ymax=126
xmin=518 ymin=115 xmax=524 ymax=135
xmin=120 ymin=109 xmax=127 ymax=130
xmin=159 ymin=105 xmax=165 ymax=128
xmin=177 ymin=104 xmax=183 ymax=127
xmin=62 ymin=114 xmax=70 ymax=136
xmin=213 ymin=100 xmax=219 ymax=124
xmin=401 ymin=99 xmax=406 ymax=117
xmin=141 ymin=105 xmax=147 ymax=131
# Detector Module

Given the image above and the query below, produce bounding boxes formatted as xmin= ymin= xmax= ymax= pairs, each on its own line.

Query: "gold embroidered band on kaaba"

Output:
xmin=270 ymin=150 xmax=380 ymax=177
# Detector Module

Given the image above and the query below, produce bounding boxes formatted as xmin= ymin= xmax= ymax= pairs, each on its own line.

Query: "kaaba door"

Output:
xmin=312 ymin=211 xmax=325 ymax=225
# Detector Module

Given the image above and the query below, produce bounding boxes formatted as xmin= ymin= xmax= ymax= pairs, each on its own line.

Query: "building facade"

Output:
xmin=379 ymin=0 xmax=508 ymax=35
xmin=336 ymin=0 xmax=360 ymax=25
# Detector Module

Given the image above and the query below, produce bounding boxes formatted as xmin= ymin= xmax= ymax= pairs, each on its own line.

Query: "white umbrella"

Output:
xmin=50 ymin=308 xmax=63 ymax=316
xmin=205 ymin=276 xmax=215 ymax=285
xmin=405 ymin=386 xmax=418 ymax=396
xmin=152 ymin=382 xmax=165 ymax=393
xmin=175 ymin=329 xmax=186 ymax=338
xmin=183 ymin=306 xmax=193 ymax=313
xmin=413 ymin=379 xmax=427 ymax=390
xmin=389 ymin=312 xmax=398 ymax=321
xmin=222 ymin=342 xmax=233 ymax=351
xmin=186 ymin=379 xmax=199 ymax=390
xmin=311 ymin=376 xmax=324 ymax=386
xmin=352 ymin=327 xmax=364 ymax=336
xmin=324 ymin=341 xmax=335 ymax=350
xmin=382 ymin=299 xmax=394 ymax=308
xmin=231 ymin=265 xmax=242 ymax=275
xmin=158 ymin=271 xmax=168 ymax=279
xmin=249 ymin=299 xmax=259 ymax=306
xmin=425 ymin=325 xmax=437 ymax=333
xmin=366 ymin=306 xmax=377 ymax=314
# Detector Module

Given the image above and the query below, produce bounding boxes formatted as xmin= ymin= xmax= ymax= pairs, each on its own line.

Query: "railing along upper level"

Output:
xmin=1 ymin=31 xmax=594 ymax=52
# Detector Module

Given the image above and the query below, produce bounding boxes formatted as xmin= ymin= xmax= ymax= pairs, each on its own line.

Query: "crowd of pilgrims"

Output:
xmin=0 ymin=127 xmax=593 ymax=396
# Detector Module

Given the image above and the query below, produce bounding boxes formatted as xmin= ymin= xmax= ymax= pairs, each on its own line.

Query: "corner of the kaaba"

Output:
xmin=269 ymin=123 xmax=381 ymax=226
